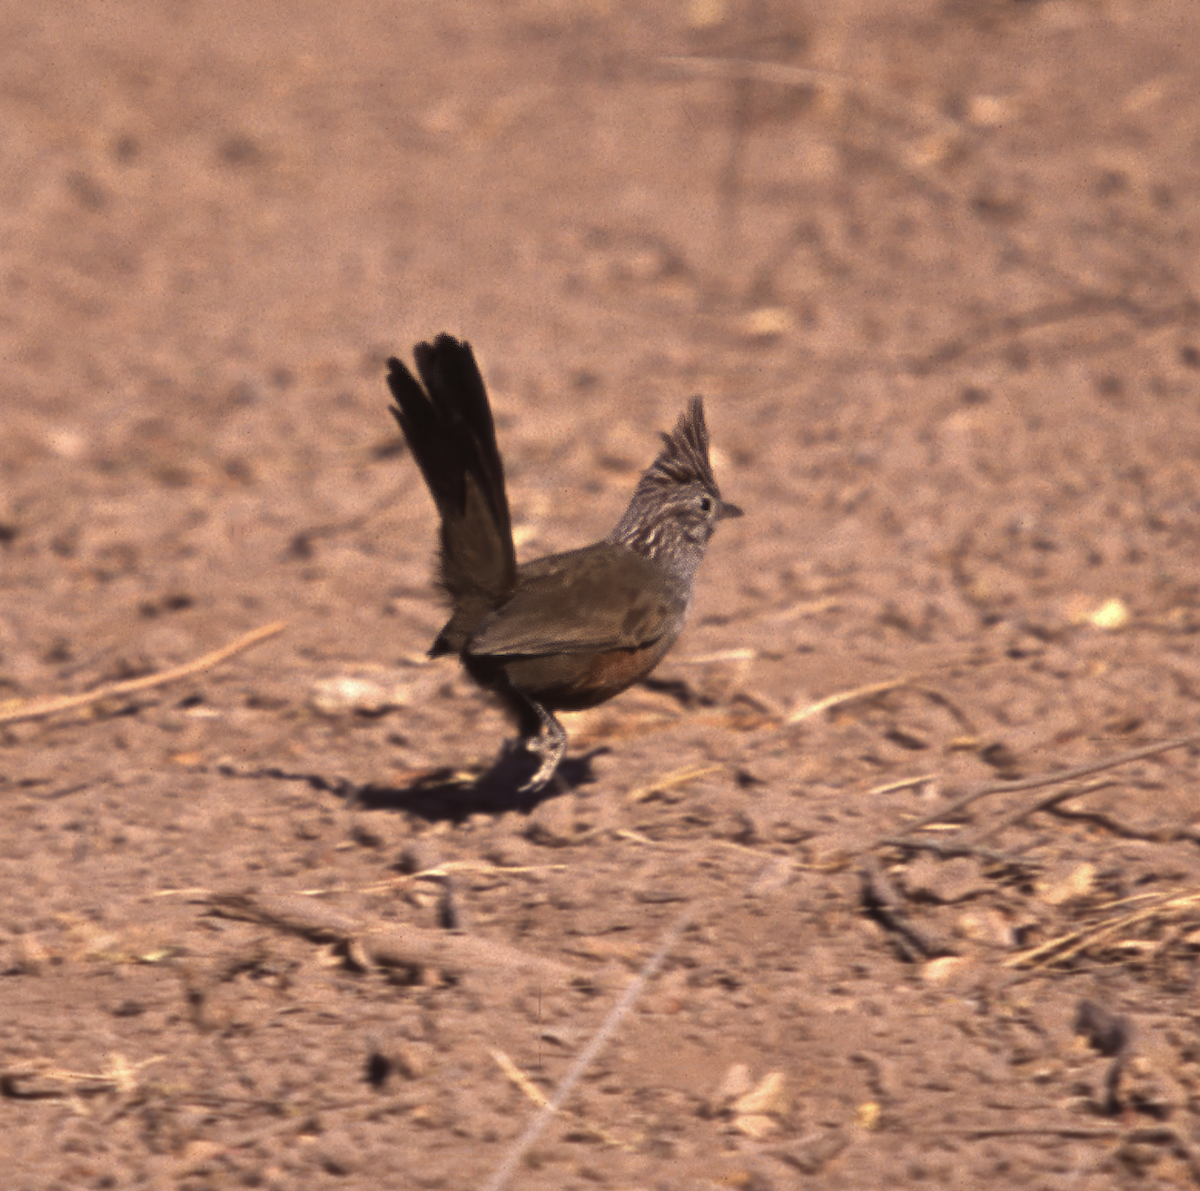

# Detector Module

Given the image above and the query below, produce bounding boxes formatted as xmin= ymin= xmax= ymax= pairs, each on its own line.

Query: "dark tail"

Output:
xmin=386 ymin=335 xmax=516 ymax=654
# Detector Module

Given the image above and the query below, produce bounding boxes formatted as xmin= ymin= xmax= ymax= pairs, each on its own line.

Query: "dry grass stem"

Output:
xmin=786 ymin=678 xmax=910 ymax=724
xmin=869 ymin=774 xmax=938 ymax=796
xmin=627 ymin=763 xmax=724 ymax=803
xmin=0 ymin=620 xmax=287 ymax=726
xmin=1007 ymin=887 xmax=1200 ymax=970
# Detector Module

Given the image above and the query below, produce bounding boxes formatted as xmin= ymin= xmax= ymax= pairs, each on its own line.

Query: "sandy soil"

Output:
xmin=6 ymin=1 xmax=1200 ymax=1187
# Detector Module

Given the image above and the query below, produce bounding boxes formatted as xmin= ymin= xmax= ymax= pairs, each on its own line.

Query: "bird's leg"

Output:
xmin=517 ymin=697 xmax=568 ymax=793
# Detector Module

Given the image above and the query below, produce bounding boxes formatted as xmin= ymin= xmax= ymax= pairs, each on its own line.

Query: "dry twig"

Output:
xmin=206 ymin=890 xmax=584 ymax=985
xmin=481 ymin=904 xmax=693 ymax=1191
xmin=1 ymin=1054 xmax=162 ymax=1098
xmin=627 ymin=763 xmax=724 ymax=803
xmin=489 ymin=1049 xmax=629 ymax=1150
xmin=887 ymin=734 xmax=1199 ymax=843
xmin=971 ymin=779 xmax=1118 ymax=844
xmin=1007 ymin=886 xmax=1200 ymax=970
xmin=860 ymin=856 xmax=956 ymax=961
xmin=0 ymin=620 xmax=287 ymax=726
xmin=785 ymin=678 xmax=910 ymax=725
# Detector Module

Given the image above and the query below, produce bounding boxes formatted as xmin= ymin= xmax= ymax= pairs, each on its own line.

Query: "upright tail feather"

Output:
xmin=386 ymin=335 xmax=516 ymax=653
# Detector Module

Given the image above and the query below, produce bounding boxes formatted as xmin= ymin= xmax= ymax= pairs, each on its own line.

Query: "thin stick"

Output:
xmin=1 ymin=1054 xmax=162 ymax=1097
xmin=972 ymin=779 xmax=1117 ymax=844
xmin=207 ymin=891 xmax=583 ymax=985
xmin=1006 ymin=887 xmax=1200 ymax=970
xmin=935 ymin=1126 xmax=1122 ymax=1139
xmin=869 ymin=773 xmax=938 ymax=796
xmin=786 ymin=678 xmax=909 ymax=724
xmin=627 ymin=763 xmax=723 ymax=803
xmin=890 ymin=734 xmax=1198 ymax=839
xmin=491 ymin=1048 xmax=552 ymax=1110
xmin=489 ymin=1050 xmax=629 ymax=1150
xmin=0 ymin=621 xmax=287 ymax=726
xmin=480 ymin=904 xmax=693 ymax=1191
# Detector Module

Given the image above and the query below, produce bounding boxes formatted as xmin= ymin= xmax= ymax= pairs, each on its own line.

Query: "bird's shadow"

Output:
xmin=222 ymin=745 xmax=606 ymax=824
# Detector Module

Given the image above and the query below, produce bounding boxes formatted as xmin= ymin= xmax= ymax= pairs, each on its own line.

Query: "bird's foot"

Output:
xmin=518 ymin=720 xmax=567 ymax=794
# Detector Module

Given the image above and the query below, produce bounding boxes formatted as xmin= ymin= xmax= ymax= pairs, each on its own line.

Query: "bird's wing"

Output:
xmin=467 ymin=543 xmax=684 ymax=657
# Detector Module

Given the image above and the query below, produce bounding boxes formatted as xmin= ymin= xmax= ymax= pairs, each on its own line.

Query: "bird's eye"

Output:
xmin=699 ymin=495 xmax=713 ymax=513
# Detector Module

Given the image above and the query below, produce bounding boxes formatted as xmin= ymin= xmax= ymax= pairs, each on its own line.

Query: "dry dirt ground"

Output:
xmin=6 ymin=1 xmax=1200 ymax=1187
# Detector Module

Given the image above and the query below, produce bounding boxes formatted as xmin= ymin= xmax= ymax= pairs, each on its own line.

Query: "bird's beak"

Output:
xmin=718 ymin=499 xmax=744 ymax=520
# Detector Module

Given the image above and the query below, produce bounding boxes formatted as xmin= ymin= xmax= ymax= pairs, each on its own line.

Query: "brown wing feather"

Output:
xmin=467 ymin=543 xmax=683 ymax=658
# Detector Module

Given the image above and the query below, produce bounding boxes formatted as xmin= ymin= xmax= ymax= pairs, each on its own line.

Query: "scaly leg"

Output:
xmin=517 ymin=697 xmax=568 ymax=793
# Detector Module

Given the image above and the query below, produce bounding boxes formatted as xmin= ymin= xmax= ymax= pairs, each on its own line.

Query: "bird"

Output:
xmin=386 ymin=334 xmax=742 ymax=790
